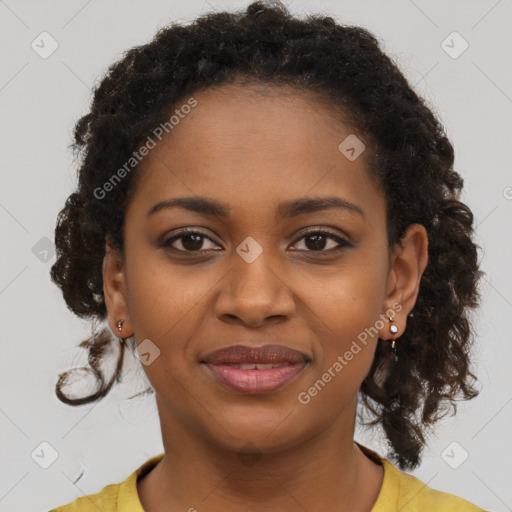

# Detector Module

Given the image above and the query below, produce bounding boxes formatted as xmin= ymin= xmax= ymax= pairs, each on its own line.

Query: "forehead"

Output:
xmin=171 ymin=83 xmax=351 ymax=154
xmin=130 ymin=83 xmax=384 ymax=225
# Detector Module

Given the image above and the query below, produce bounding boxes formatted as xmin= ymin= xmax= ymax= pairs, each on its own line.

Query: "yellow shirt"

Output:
xmin=49 ymin=443 xmax=486 ymax=511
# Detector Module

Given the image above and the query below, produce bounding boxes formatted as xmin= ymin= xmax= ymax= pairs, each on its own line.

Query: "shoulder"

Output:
xmin=355 ymin=442 xmax=486 ymax=512
xmin=49 ymin=482 xmax=119 ymax=512
xmin=49 ymin=453 xmax=164 ymax=512
xmin=383 ymin=459 xmax=486 ymax=511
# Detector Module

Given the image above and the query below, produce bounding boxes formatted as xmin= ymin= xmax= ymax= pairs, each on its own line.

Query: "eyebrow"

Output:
xmin=146 ymin=196 xmax=365 ymax=219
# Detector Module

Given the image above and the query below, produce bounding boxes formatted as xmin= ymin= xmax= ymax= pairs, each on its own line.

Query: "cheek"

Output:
xmin=304 ymin=255 xmax=385 ymax=332
xmin=123 ymin=258 xmax=207 ymax=398
xmin=123 ymin=241 xmax=185 ymax=343
xmin=301 ymin=256 xmax=387 ymax=385
xmin=291 ymin=265 xmax=385 ymax=437
xmin=124 ymin=243 xmax=228 ymax=368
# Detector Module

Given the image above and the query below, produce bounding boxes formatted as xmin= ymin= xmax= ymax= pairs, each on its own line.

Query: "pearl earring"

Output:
xmin=387 ymin=315 xmax=399 ymax=362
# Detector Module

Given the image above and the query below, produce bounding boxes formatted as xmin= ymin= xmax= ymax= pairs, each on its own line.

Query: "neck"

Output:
xmin=137 ymin=397 xmax=383 ymax=512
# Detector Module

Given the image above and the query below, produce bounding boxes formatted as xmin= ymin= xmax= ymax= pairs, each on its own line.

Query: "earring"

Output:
xmin=387 ymin=315 xmax=399 ymax=362
xmin=117 ymin=319 xmax=126 ymax=345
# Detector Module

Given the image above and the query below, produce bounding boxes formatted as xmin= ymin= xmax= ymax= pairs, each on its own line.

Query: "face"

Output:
xmin=103 ymin=84 xmax=427 ymax=454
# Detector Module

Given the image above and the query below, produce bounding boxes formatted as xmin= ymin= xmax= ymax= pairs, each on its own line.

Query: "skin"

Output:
xmin=102 ymin=83 xmax=428 ymax=512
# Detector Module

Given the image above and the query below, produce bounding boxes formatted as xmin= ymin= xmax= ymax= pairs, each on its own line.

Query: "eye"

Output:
xmin=290 ymin=229 xmax=351 ymax=254
xmin=161 ymin=228 xmax=351 ymax=255
xmin=161 ymin=229 xmax=221 ymax=253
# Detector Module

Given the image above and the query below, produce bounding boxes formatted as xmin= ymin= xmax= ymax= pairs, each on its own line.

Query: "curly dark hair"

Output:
xmin=51 ymin=0 xmax=483 ymax=470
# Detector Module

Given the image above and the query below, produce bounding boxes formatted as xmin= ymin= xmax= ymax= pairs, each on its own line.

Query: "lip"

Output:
xmin=200 ymin=344 xmax=311 ymax=395
xmin=203 ymin=363 xmax=308 ymax=394
xmin=202 ymin=344 xmax=310 ymax=365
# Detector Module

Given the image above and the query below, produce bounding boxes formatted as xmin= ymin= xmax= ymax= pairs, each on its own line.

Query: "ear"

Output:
xmin=379 ymin=223 xmax=429 ymax=339
xmin=102 ymin=235 xmax=133 ymax=339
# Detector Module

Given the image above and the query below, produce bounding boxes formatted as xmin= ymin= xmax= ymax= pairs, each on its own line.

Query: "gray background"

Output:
xmin=1 ymin=1 xmax=511 ymax=511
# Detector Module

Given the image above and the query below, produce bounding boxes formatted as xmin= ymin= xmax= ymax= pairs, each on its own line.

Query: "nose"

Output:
xmin=214 ymin=249 xmax=296 ymax=327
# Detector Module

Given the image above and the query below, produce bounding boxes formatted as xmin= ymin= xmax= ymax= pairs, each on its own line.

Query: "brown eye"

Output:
xmin=162 ymin=230 xmax=221 ymax=253
xmin=291 ymin=230 xmax=351 ymax=254
xmin=161 ymin=228 xmax=351 ymax=256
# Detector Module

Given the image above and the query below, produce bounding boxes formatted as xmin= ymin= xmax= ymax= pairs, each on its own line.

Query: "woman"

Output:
xmin=49 ymin=1 xmax=486 ymax=510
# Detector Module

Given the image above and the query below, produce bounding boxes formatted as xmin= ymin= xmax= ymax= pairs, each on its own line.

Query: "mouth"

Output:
xmin=200 ymin=344 xmax=311 ymax=395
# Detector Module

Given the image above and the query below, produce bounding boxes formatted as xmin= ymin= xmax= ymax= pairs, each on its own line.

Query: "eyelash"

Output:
xmin=161 ymin=228 xmax=352 ymax=256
